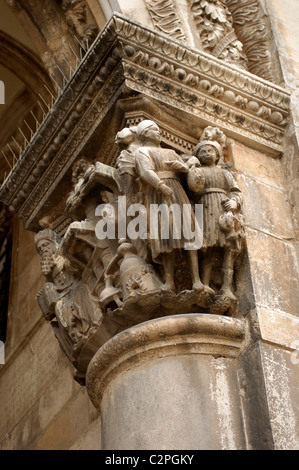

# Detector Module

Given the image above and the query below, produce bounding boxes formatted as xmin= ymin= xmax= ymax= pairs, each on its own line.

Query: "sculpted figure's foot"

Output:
xmin=160 ymin=282 xmax=175 ymax=292
xmin=192 ymin=280 xmax=205 ymax=292
xmin=219 ymin=288 xmax=236 ymax=301
xmin=204 ymin=285 xmax=215 ymax=295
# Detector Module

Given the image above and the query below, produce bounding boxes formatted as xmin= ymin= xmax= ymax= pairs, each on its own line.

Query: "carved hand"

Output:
xmin=166 ymin=161 xmax=189 ymax=173
xmin=222 ymin=199 xmax=238 ymax=211
xmin=158 ymin=182 xmax=173 ymax=197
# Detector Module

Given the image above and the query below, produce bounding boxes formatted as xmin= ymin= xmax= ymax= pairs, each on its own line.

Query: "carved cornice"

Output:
xmin=0 ymin=13 xmax=290 ymax=230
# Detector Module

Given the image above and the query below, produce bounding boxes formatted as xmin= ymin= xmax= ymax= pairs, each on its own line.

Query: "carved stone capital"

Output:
xmin=0 ymin=13 xmax=290 ymax=233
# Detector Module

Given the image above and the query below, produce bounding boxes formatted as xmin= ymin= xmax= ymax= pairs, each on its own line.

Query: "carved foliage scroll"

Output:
xmin=190 ymin=0 xmax=248 ymax=70
xmin=145 ymin=0 xmax=187 ymax=42
xmin=226 ymin=0 xmax=276 ymax=82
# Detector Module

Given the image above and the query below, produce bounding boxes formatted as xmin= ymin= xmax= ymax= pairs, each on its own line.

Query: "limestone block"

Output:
xmin=259 ymin=342 xmax=299 ymax=450
xmin=0 ymin=321 xmax=73 ymax=446
xmin=69 ymin=416 xmax=101 ymax=450
xmin=245 ymin=227 xmax=299 ymax=316
xmin=256 ymin=307 xmax=299 ymax=350
xmin=265 ymin=0 xmax=299 ymax=89
xmin=237 ymin=173 xmax=294 ymax=239
xmin=229 ymin=140 xmax=286 ymax=190
xmin=118 ymin=0 xmax=152 ymax=26
xmin=34 ymin=388 xmax=99 ymax=450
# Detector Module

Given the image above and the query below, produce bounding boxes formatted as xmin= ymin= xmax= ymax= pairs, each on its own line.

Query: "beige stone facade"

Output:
xmin=0 ymin=0 xmax=298 ymax=450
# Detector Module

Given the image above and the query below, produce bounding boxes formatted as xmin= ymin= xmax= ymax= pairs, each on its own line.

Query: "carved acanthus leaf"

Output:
xmin=145 ymin=0 xmax=187 ymax=42
xmin=226 ymin=0 xmax=276 ymax=82
xmin=190 ymin=0 xmax=248 ymax=70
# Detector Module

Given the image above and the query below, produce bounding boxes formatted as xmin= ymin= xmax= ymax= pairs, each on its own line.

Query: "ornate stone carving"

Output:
xmin=60 ymin=0 xmax=98 ymax=43
xmin=0 ymin=14 xmax=290 ymax=234
xmin=187 ymin=126 xmax=245 ymax=314
xmin=145 ymin=0 xmax=187 ymax=42
xmin=34 ymin=121 xmax=246 ymax=379
xmin=35 ymin=228 xmax=106 ymax=380
xmin=190 ymin=0 xmax=248 ymax=70
xmin=226 ymin=0 xmax=276 ymax=82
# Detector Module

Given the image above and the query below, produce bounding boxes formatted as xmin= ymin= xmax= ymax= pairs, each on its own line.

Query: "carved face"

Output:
xmin=197 ymin=144 xmax=219 ymax=166
xmin=36 ymin=239 xmax=57 ymax=277
xmin=140 ymin=124 xmax=161 ymax=145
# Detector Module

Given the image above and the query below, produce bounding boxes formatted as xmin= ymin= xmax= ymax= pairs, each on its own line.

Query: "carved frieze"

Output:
xmin=226 ymin=0 xmax=277 ymax=83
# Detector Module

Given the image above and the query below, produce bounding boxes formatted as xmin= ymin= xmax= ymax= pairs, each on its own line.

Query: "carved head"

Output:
xmin=35 ymin=229 xmax=62 ymax=278
xmin=115 ymin=126 xmax=137 ymax=149
xmin=136 ymin=120 xmax=161 ymax=146
xmin=193 ymin=140 xmax=222 ymax=166
xmin=193 ymin=126 xmax=226 ymax=166
xmin=71 ymin=158 xmax=93 ymax=186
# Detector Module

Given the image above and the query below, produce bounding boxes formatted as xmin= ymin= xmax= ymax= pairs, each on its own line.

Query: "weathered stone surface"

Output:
xmin=86 ymin=314 xmax=246 ymax=450
xmin=245 ymin=227 xmax=299 ymax=316
xmin=0 ymin=0 xmax=299 ymax=452
xmin=237 ymin=173 xmax=294 ymax=240
xmin=256 ymin=307 xmax=299 ymax=350
xmin=229 ymin=140 xmax=287 ymax=190
xmin=259 ymin=343 xmax=299 ymax=450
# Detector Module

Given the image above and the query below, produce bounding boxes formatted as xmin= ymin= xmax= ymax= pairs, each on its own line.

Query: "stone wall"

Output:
xmin=0 ymin=219 xmax=100 ymax=450
xmin=229 ymin=140 xmax=299 ymax=449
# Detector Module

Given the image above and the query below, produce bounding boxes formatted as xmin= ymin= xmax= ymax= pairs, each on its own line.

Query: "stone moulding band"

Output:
xmin=86 ymin=314 xmax=245 ymax=409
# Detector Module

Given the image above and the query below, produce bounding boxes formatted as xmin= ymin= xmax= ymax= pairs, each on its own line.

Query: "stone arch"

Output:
xmin=0 ymin=31 xmax=54 ymax=102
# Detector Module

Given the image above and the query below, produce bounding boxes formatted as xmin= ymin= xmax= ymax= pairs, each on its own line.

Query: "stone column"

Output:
xmin=86 ymin=314 xmax=247 ymax=450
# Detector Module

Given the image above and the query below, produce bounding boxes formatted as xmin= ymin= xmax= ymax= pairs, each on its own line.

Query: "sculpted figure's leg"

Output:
xmin=220 ymin=249 xmax=236 ymax=300
xmin=186 ymin=250 xmax=204 ymax=292
xmin=161 ymin=252 xmax=176 ymax=291
xmin=199 ymin=248 xmax=215 ymax=295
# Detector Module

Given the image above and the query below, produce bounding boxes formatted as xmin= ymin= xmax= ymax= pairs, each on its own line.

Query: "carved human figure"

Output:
xmin=35 ymin=229 xmax=102 ymax=351
xmin=188 ymin=127 xmax=244 ymax=300
xmin=134 ymin=120 xmax=205 ymax=292
xmin=115 ymin=126 xmax=139 ymax=201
